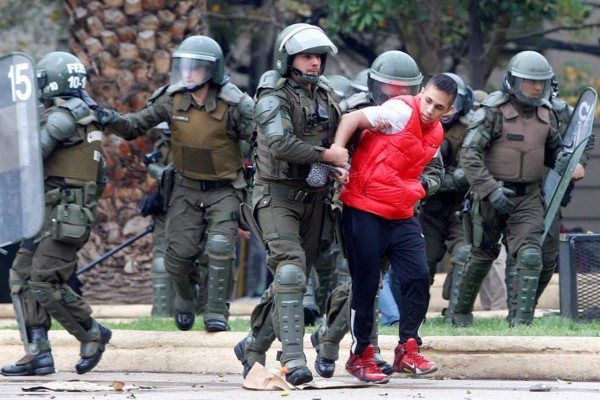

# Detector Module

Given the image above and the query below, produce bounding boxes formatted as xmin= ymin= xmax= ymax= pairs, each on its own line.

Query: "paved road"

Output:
xmin=2 ymin=371 xmax=598 ymax=400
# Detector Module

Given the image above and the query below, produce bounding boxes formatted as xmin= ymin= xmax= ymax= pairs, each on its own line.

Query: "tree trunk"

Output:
xmin=64 ymin=0 xmax=207 ymax=304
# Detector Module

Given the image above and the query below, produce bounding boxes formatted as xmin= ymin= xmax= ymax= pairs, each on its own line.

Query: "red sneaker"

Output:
xmin=393 ymin=338 xmax=438 ymax=375
xmin=345 ymin=344 xmax=390 ymax=383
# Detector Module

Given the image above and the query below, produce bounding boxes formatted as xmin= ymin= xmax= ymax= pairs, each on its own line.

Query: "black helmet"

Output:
xmin=440 ymin=72 xmax=473 ymax=125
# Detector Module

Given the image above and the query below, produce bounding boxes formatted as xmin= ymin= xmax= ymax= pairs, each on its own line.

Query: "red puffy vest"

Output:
xmin=340 ymin=95 xmax=443 ymax=220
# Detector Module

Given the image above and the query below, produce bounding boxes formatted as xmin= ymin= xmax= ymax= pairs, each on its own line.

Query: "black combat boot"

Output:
xmin=204 ymin=319 xmax=230 ymax=332
xmin=310 ymin=330 xmax=335 ymax=378
xmin=1 ymin=326 xmax=55 ymax=376
xmin=175 ymin=311 xmax=195 ymax=331
xmin=75 ymin=323 xmax=112 ymax=374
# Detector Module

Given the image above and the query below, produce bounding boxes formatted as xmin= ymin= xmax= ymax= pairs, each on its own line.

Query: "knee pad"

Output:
xmin=207 ymin=234 xmax=234 ymax=257
xmin=517 ymin=245 xmax=542 ymax=269
xmin=164 ymin=250 xmax=194 ymax=275
xmin=273 ymin=264 xmax=306 ymax=294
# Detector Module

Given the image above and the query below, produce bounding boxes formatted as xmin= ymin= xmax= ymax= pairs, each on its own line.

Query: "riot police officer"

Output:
xmin=503 ymin=78 xmax=595 ymax=311
xmin=2 ymin=52 xmax=111 ymax=376
xmin=450 ymin=51 xmax=566 ymax=327
xmin=233 ymin=23 xmax=348 ymax=385
xmin=97 ymin=36 xmax=255 ymax=332
xmin=417 ymin=72 xmax=474 ymax=322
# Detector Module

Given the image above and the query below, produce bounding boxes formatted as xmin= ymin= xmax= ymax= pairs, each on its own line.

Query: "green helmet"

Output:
xmin=326 ymin=74 xmax=351 ymax=99
xmin=440 ymin=72 xmax=473 ymax=125
xmin=36 ymin=51 xmax=87 ymax=100
xmin=171 ymin=35 xmax=225 ymax=91
xmin=368 ymin=51 xmax=423 ymax=105
xmin=348 ymin=69 xmax=369 ymax=96
xmin=274 ymin=23 xmax=337 ymax=84
xmin=503 ymin=50 xmax=554 ymax=106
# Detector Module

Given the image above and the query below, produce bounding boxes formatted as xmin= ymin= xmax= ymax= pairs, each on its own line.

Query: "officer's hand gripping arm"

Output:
xmin=487 ymin=187 xmax=515 ymax=215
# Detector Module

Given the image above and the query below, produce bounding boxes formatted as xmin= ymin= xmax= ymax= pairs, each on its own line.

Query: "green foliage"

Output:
xmin=556 ymin=61 xmax=600 ymax=116
xmin=0 ymin=0 xmax=67 ymax=57
xmin=327 ymin=0 xmax=398 ymax=34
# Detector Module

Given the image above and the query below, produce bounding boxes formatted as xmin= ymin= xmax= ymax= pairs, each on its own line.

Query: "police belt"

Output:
xmin=263 ymin=183 xmax=326 ymax=204
xmin=44 ymin=187 xmax=84 ymax=206
xmin=504 ymin=182 xmax=540 ymax=196
xmin=174 ymin=172 xmax=231 ymax=191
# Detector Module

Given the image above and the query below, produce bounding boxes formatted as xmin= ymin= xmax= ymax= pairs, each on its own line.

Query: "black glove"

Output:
xmin=420 ymin=175 xmax=429 ymax=192
xmin=138 ymin=193 xmax=165 ymax=217
xmin=143 ymin=150 xmax=163 ymax=166
xmin=488 ymin=187 xmax=515 ymax=215
xmin=554 ymin=151 xmax=571 ymax=175
xmin=94 ymin=106 xmax=120 ymax=128
xmin=439 ymin=168 xmax=469 ymax=192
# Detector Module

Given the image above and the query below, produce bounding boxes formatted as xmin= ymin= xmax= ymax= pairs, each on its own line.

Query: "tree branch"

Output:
xmin=509 ymin=23 xmax=600 ymax=42
xmin=512 ymin=37 xmax=600 ymax=56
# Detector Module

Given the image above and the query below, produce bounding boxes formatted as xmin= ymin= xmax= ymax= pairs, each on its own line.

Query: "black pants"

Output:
xmin=343 ymin=205 xmax=430 ymax=354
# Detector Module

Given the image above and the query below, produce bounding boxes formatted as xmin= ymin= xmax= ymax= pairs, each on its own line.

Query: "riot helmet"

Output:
xmin=274 ymin=23 xmax=337 ymax=84
xmin=368 ymin=51 xmax=423 ymax=105
xmin=472 ymin=89 xmax=488 ymax=110
xmin=550 ymin=76 xmax=559 ymax=99
xmin=347 ymin=68 xmax=369 ymax=97
xmin=326 ymin=75 xmax=351 ymax=99
xmin=36 ymin=51 xmax=87 ymax=100
xmin=170 ymin=35 xmax=225 ymax=92
xmin=503 ymin=50 xmax=554 ymax=106
xmin=440 ymin=72 xmax=473 ymax=125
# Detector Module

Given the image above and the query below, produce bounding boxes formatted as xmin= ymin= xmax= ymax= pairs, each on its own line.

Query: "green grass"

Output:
xmin=5 ymin=315 xmax=598 ymax=336
xmin=95 ymin=315 xmax=600 ymax=336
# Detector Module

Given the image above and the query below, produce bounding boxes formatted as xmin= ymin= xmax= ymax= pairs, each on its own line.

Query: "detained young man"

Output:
xmin=334 ymin=74 xmax=457 ymax=383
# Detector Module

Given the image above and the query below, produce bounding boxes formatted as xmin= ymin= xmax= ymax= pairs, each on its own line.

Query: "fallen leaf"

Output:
xmin=556 ymin=378 xmax=572 ymax=385
xmin=112 ymin=380 xmax=125 ymax=391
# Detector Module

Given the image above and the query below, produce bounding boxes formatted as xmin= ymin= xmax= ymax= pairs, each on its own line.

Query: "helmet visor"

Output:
xmin=281 ymin=27 xmax=337 ymax=56
xmin=369 ymin=80 xmax=418 ymax=105
xmin=512 ymin=77 xmax=551 ymax=105
xmin=170 ymin=56 xmax=217 ymax=90
xmin=440 ymin=94 xmax=465 ymax=124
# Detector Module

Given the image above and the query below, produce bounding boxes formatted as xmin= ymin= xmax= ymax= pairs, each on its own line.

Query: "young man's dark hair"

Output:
xmin=426 ymin=73 xmax=458 ymax=104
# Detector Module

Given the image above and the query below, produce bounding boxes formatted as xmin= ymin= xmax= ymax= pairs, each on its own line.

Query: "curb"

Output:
xmin=1 ymin=330 xmax=598 ymax=381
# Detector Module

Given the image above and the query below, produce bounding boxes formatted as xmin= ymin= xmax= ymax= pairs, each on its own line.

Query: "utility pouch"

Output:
xmin=471 ymin=193 xmax=484 ymax=248
xmin=461 ymin=204 xmax=473 ymax=245
xmin=52 ymin=203 xmax=92 ymax=246
xmin=159 ymin=164 xmax=176 ymax=212
xmin=83 ymin=181 xmax=98 ymax=209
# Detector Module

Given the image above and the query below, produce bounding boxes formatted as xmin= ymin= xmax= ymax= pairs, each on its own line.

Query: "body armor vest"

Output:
xmin=484 ymin=102 xmax=550 ymax=183
xmin=170 ymin=93 xmax=242 ymax=180
xmin=256 ymin=79 xmax=340 ymax=183
xmin=444 ymin=120 xmax=468 ymax=168
xmin=43 ymin=109 xmax=102 ymax=186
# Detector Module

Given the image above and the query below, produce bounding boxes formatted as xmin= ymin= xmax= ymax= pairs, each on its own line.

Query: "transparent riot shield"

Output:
xmin=0 ymin=52 xmax=43 ymax=246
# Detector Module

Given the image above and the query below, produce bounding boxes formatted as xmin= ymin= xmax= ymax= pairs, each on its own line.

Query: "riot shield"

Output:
xmin=0 ymin=52 xmax=44 ymax=246
xmin=542 ymin=87 xmax=598 ymax=243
